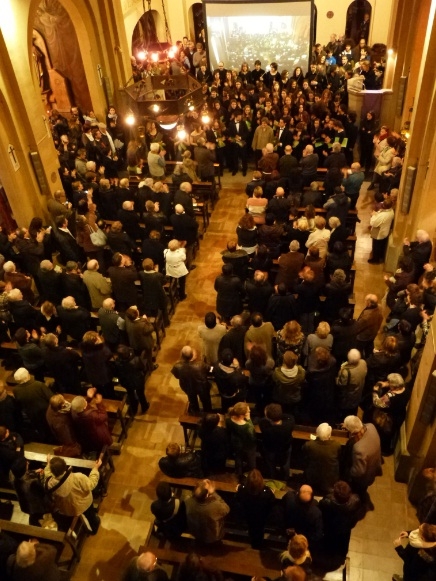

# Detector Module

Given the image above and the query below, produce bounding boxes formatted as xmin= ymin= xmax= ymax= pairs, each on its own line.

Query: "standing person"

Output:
xmin=359 ymin=111 xmax=378 ymax=174
xmin=259 ymin=403 xmax=294 ymax=479
xmin=185 ymin=479 xmax=230 ymax=544
xmin=336 ymin=349 xmax=368 ymax=419
xmin=226 ymin=110 xmax=249 ymax=176
xmin=214 ymin=264 xmax=244 ymax=324
xmin=300 ymin=145 xmax=319 ymax=188
xmin=164 ymin=239 xmax=189 ymax=301
xmin=197 ymin=312 xmax=227 ymax=365
xmin=114 ymin=345 xmax=150 ymax=416
xmin=12 ymin=368 xmax=53 ymax=442
xmin=194 ymin=138 xmax=216 ymax=183
xmin=43 ymin=455 xmax=101 ymax=534
xmin=80 ymin=331 xmax=114 ymax=398
xmin=368 ymin=199 xmax=395 ymax=264
xmin=302 ymin=423 xmax=342 ymax=495
xmin=124 ymin=306 xmax=156 ymax=373
xmin=355 ymin=294 xmax=383 ymax=357
xmin=342 ymin=163 xmax=365 ymax=210
xmin=252 ymin=117 xmax=274 ymax=166
xmin=198 ymin=413 xmax=229 ymax=476
xmin=393 ymin=523 xmax=436 ymax=581
xmin=171 ymin=346 xmax=212 ymax=413
xmin=342 ymin=415 xmax=382 ymax=507
xmin=11 ymin=457 xmax=50 ymax=527
xmin=226 ymin=402 xmax=257 ymax=477
xmin=70 ymin=387 xmax=112 ymax=455
xmin=147 ymin=143 xmax=166 ymax=180
xmin=235 ymin=469 xmax=275 ymax=549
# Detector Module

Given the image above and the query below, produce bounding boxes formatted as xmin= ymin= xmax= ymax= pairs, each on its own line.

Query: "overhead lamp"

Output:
xmin=201 ymin=113 xmax=211 ymax=124
xmin=168 ymin=49 xmax=175 ymax=59
xmin=151 ymin=52 xmax=159 ymax=62
xmin=187 ymin=100 xmax=195 ymax=111
xmin=157 ymin=115 xmax=179 ymax=131
xmin=152 ymin=104 xmax=160 ymax=113
xmin=177 ymin=128 xmax=187 ymax=140
xmin=125 ymin=110 xmax=136 ymax=126
xmin=387 ymin=48 xmax=394 ymax=56
xmin=137 ymin=50 xmax=146 ymax=61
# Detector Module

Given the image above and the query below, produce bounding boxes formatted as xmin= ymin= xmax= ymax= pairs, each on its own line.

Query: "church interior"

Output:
xmin=1 ymin=1 xmax=436 ymax=580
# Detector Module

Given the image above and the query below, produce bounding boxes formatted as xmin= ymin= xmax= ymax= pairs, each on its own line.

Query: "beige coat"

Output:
xmin=82 ymin=269 xmax=112 ymax=309
xmin=44 ymin=465 xmax=99 ymax=516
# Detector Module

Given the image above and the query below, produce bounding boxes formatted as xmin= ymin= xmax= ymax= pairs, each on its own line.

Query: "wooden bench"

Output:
xmin=147 ymin=542 xmax=280 ymax=580
xmin=24 ymin=442 xmax=114 ymax=500
xmin=0 ymin=517 xmax=88 ymax=578
xmin=178 ymin=409 xmax=348 ymax=448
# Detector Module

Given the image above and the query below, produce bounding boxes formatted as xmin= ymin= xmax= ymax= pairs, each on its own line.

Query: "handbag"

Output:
xmin=89 ymin=226 xmax=107 ymax=247
xmin=372 ymin=408 xmax=394 ymax=433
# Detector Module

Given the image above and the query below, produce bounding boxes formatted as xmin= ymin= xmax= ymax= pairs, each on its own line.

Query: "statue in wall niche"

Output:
xmin=32 ymin=32 xmax=52 ymax=95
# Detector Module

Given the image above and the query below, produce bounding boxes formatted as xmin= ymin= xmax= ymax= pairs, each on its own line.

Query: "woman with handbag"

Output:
xmin=76 ymin=206 xmax=106 ymax=273
xmin=368 ymin=372 xmax=409 ymax=455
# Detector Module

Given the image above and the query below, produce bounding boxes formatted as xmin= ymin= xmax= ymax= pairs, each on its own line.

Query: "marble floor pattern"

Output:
xmin=6 ymin=172 xmax=418 ymax=580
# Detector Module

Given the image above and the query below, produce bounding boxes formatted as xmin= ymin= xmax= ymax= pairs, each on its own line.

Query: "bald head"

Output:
xmin=351 ymin=162 xmax=361 ymax=172
xmin=365 ymin=294 xmax=379 ymax=307
xmin=181 ymin=346 xmax=193 ymax=361
xmin=87 ymin=259 xmax=99 ymax=271
xmin=137 ymin=552 xmax=157 ymax=572
xmin=299 ymin=485 xmax=313 ymax=503
xmin=347 ymin=349 xmax=361 ymax=364
xmin=284 ymin=145 xmax=293 ymax=155
xmin=175 ymin=204 xmax=185 ymax=214
xmin=122 ymin=201 xmax=134 ymax=211
xmin=275 ymin=187 xmax=285 ymax=197
xmin=102 ymin=298 xmax=115 ymax=310
xmin=265 ymin=143 xmax=274 ymax=154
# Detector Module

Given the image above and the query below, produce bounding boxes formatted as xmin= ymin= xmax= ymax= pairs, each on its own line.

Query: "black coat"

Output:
xmin=214 ymin=274 xmax=244 ymax=320
xmin=265 ymin=293 xmax=298 ymax=330
xmin=138 ymin=271 xmax=168 ymax=317
xmin=56 ymin=305 xmax=91 ymax=342
xmin=60 ymin=273 xmax=91 ymax=310
xmin=170 ymin=213 xmax=198 ymax=245
xmin=107 ymin=266 xmax=139 ymax=307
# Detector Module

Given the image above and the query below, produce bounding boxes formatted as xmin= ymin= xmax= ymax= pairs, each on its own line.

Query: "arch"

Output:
xmin=345 ymin=0 xmax=372 ymax=45
xmin=188 ymin=3 xmax=204 ymax=44
xmin=131 ymin=9 xmax=161 ymax=56
xmin=28 ymin=0 xmax=110 ymax=118
xmin=32 ymin=0 xmax=91 ymax=113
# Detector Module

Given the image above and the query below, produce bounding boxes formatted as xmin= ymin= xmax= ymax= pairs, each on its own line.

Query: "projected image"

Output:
xmin=206 ymin=13 xmax=311 ymax=73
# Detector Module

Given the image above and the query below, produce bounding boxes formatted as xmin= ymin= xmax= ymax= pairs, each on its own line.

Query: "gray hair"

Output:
xmin=40 ymin=260 xmax=53 ymax=272
xmin=14 ymin=368 xmax=30 ymax=384
xmin=3 ymin=261 xmax=15 ymax=273
xmin=8 ymin=288 xmax=23 ymax=301
xmin=332 ymin=142 xmax=342 ymax=153
xmin=150 ymin=142 xmax=160 ymax=153
xmin=343 ymin=415 xmax=363 ymax=434
xmin=61 ymin=296 xmax=76 ymax=309
xmin=316 ymin=422 xmax=332 ymax=441
xmin=16 ymin=541 xmax=37 ymax=568
xmin=347 ymin=349 xmax=361 ymax=365
xmin=387 ymin=373 xmax=405 ymax=388
xmin=71 ymin=396 xmax=87 ymax=413
xmin=290 ymin=240 xmax=300 ymax=251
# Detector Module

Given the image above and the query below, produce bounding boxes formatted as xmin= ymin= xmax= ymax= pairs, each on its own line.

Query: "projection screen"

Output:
xmin=203 ymin=0 xmax=314 ymax=75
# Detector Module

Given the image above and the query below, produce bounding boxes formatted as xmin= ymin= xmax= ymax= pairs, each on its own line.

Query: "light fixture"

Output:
xmin=156 ymin=115 xmax=180 ymax=131
xmin=187 ymin=100 xmax=195 ymax=112
xmin=168 ymin=49 xmax=175 ymax=59
xmin=125 ymin=110 xmax=136 ymax=126
xmin=201 ymin=113 xmax=211 ymax=124
xmin=152 ymin=104 xmax=160 ymax=113
xmin=387 ymin=48 xmax=394 ymax=56
xmin=151 ymin=52 xmax=159 ymax=62
xmin=177 ymin=128 xmax=187 ymax=140
xmin=137 ymin=50 xmax=146 ymax=61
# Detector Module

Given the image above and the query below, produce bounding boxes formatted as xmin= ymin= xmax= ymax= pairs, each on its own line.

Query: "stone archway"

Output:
xmin=345 ymin=0 xmax=372 ymax=45
xmin=32 ymin=0 xmax=92 ymax=114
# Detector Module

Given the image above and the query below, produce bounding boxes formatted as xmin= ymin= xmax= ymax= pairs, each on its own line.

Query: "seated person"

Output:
xmin=158 ymin=442 xmax=203 ymax=478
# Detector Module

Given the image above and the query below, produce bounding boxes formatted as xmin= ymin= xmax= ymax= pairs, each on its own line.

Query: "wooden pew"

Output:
xmin=0 ymin=517 xmax=88 ymax=578
xmin=178 ymin=408 xmax=349 ymax=448
xmin=24 ymin=442 xmax=114 ymax=500
xmin=147 ymin=537 xmax=280 ymax=579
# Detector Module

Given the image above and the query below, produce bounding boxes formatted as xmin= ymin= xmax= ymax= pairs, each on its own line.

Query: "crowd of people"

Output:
xmin=0 ymin=26 xmax=434 ymax=581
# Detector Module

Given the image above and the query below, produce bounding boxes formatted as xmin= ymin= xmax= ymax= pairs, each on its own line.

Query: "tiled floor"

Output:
xmin=8 ymin=172 xmax=417 ymax=580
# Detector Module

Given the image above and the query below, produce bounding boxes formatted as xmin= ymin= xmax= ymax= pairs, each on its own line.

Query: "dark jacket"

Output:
xmin=81 ymin=341 xmax=113 ymax=386
xmin=303 ymin=438 xmax=342 ymax=494
xmin=282 ymin=490 xmax=323 ymax=544
xmin=158 ymin=451 xmax=203 ymax=478
xmin=139 ymin=271 xmax=168 ymax=318
xmin=72 ymin=402 xmax=112 ymax=453
xmin=57 ymin=305 xmax=91 ymax=342
xmin=46 ymin=404 xmax=82 ymax=457
xmin=170 ymin=212 xmax=199 ymax=245
xmin=42 ymin=345 xmax=81 ymax=393
xmin=60 ymin=272 xmax=91 ymax=310
xmin=107 ymin=265 xmax=139 ymax=307
xmin=214 ymin=274 xmax=244 ymax=320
